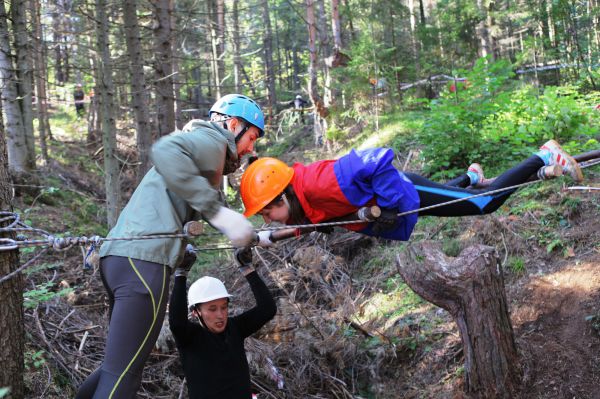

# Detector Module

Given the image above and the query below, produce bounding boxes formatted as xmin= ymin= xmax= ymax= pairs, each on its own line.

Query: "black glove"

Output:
xmin=234 ymin=247 xmax=255 ymax=275
xmin=234 ymin=247 xmax=253 ymax=266
xmin=372 ymin=208 xmax=398 ymax=234
xmin=175 ymin=244 xmax=197 ymax=276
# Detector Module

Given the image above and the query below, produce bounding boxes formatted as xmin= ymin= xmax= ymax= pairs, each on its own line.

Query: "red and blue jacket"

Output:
xmin=290 ymin=148 xmax=420 ymax=241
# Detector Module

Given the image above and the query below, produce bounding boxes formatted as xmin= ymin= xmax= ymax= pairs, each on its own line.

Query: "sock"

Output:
xmin=467 ymin=170 xmax=479 ymax=186
xmin=535 ymin=150 xmax=551 ymax=166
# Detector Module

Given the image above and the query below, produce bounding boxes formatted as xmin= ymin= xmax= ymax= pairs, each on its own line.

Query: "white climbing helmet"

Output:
xmin=187 ymin=276 xmax=232 ymax=310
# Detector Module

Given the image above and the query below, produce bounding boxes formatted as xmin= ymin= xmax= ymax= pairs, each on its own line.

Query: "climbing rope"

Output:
xmin=0 ymin=157 xmax=598 ymax=281
xmin=2 ymin=157 xmax=600 ymax=248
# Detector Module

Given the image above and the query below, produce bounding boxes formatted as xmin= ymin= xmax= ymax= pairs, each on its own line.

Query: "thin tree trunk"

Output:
xmin=170 ymin=0 xmax=182 ymax=128
xmin=262 ymin=0 xmax=277 ymax=113
xmin=476 ymin=0 xmax=493 ymax=59
xmin=0 ymin=0 xmax=29 ymax=175
xmin=316 ymin=0 xmax=331 ymax=108
xmin=153 ymin=0 xmax=176 ymax=136
xmin=306 ymin=0 xmax=326 ymax=146
xmin=396 ymin=242 xmax=521 ymax=398
xmin=208 ymin=0 xmax=221 ymax=98
xmin=232 ymin=0 xmax=241 ymax=93
xmin=192 ymin=66 xmax=203 ymax=114
xmin=418 ymin=0 xmax=426 ymax=24
xmin=124 ymin=0 xmax=153 ymax=181
xmin=593 ymin=0 xmax=600 ymax=57
xmin=292 ymin=45 xmax=301 ymax=91
xmin=342 ymin=0 xmax=355 ymax=42
xmin=0 ymin=96 xmax=25 ymax=399
xmin=30 ymin=0 xmax=51 ymax=163
xmin=408 ymin=0 xmax=421 ymax=77
xmin=52 ymin=0 xmax=65 ymax=85
xmin=331 ymin=0 xmax=342 ymax=50
xmin=216 ymin=0 xmax=225 ymax=91
xmin=95 ymin=0 xmax=120 ymax=228
xmin=11 ymin=0 xmax=36 ymax=170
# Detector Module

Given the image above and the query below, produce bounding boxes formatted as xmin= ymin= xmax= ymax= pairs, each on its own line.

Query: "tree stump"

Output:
xmin=396 ymin=242 xmax=520 ymax=398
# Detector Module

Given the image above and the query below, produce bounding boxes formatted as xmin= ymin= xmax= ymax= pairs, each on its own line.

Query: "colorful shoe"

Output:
xmin=538 ymin=140 xmax=584 ymax=182
xmin=467 ymin=163 xmax=496 ymax=188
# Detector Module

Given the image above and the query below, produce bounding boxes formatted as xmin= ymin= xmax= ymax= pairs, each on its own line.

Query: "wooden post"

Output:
xmin=396 ymin=242 xmax=520 ymax=398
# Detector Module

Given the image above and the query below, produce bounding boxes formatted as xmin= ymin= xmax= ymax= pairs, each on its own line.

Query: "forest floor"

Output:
xmin=13 ymin=122 xmax=600 ymax=398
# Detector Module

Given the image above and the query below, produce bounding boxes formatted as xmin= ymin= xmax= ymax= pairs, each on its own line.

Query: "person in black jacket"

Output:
xmin=169 ymin=246 xmax=277 ymax=399
xmin=74 ymin=83 xmax=85 ymax=117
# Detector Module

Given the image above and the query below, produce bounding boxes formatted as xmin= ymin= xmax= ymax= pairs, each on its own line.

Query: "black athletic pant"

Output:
xmin=75 ymin=256 xmax=170 ymax=399
xmin=405 ymin=155 xmax=544 ymax=217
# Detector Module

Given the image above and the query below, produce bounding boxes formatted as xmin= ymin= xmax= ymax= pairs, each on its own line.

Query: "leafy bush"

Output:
xmin=418 ymin=58 xmax=599 ymax=179
xmin=419 ymin=57 xmax=517 ymax=178
xmin=23 ymin=282 xmax=74 ymax=309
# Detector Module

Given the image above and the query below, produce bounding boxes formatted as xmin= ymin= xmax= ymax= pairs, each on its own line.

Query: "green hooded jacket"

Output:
xmin=99 ymin=120 xmax=239 ymax=268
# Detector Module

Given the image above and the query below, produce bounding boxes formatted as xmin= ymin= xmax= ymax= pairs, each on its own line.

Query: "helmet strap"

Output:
xmin=281 ymin=193 xmax=291 ymax=210
xmin=234 ymin=121 xmax=250 ymax=144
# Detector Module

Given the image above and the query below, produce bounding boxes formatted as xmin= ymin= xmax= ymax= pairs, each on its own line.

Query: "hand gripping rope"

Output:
xmin=0 ymin=151 xmax=598 ymax=283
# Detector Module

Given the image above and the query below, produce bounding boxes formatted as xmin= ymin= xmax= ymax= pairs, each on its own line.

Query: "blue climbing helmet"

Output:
xmin=209 ymin=94 xmax=265 ymax=137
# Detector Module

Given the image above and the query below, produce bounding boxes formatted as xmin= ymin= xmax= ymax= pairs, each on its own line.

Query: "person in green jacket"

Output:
xmin=76 ymin=94 xmax=265 ymax=399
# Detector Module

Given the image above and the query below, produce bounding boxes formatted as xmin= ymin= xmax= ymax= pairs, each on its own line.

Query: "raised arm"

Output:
xmin=232 ymin=248 xmax=277 ymax=338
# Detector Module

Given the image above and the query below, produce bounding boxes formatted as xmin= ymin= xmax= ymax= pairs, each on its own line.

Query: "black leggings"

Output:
xmin=75 ymin=256 xmax=170 ymax=399
xmin=405 ymin=155 xmax=544 ymax=217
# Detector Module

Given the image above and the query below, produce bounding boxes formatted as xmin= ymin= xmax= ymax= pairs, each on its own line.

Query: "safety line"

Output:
xmin=0 ymin=157 xmax=598 ymax=252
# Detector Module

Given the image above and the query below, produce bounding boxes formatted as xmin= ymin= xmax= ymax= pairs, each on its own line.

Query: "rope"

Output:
xmin=2 ymin=157 xmax=599 ymax=248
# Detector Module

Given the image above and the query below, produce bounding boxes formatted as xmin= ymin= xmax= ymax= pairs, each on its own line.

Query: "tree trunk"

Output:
xmin=262 ymin=0 xmax=277 ymax=114
xmin=408 ymin=0 xmax=421 ymax=77
xmin=208 ymin=0 xmax=221 ymax=98
xmin=342 ymin=0 xmax=355 ymax=42
xmin=124 ymin=0 xmax=153 ymax=181
xmin=51 ymin=2 xmax=65 ymax=85
xmin=330 ymin=0 xmax=342 ymax=51
xmin=316 ymin=0 xmax=332 ymax=108
xmin=30 ymin=0 xmax=51 ymax=163
xmin=0 ymin=94 xmax=25 ymax=399
xmin=476 ymin=0 xmax=494 ymax=60
xmin=153 ymin=0 xmax=176 ymax=136
xmin=95 ymin=0 xmax=120 ymax=228
xmin=11 ymin=0 xmax=36 ymax=170
xmin=0 ymin=0 xmax=29 ymax=175
xmin=306 ymin=0 xmax=326 ymax=146
xmin=216 ymin=0 xmax=225 ymax=91
xmin=232 ymin=0 xmax=242 ymax=93
xmin=396 ymin=242 xmax=521 ymax=398
xmin=170 ymin=2 xmax=183 ymax=128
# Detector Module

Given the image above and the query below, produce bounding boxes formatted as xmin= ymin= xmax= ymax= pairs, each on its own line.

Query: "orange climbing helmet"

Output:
xmin=240 ymin=157 xmax=294 ymax=217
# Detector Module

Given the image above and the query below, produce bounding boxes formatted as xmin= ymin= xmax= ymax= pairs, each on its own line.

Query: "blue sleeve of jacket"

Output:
xmin=333 ymin=148 xmax=420 ymax=240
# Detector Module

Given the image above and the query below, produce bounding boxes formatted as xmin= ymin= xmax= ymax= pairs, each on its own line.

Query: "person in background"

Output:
xmin=74 ymin=83 xmax=86 ymax=117
xmin=285 ymin=94 xmax=308 ymax=125
xmin=75 ymin=94 xmax=264 ymax=399
xmin=169 ymin=246 xmax=277 ymax=399
xmin=240 ymin=140 xmax=583 ymax=246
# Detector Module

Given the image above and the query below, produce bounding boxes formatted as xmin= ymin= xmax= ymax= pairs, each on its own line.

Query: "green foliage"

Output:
xmin=25 ymin=350 xmax=47 ymax=371
xmin=419 ymin=58 xmax=600 ymax=179
xmin=25 ymin=262 xmax=60 ymax=276
xmin=442 ymin=239 xmax=461 ymax=257
xmin=325 ymin=124 xmax=345 ymax=141
xmin=506 ymin=256 xmax=526 ymax=274
xmin=419 ymin=58 xmax=517 ymax=178
xmin=23 ymin=282 xmax=74 ymax=309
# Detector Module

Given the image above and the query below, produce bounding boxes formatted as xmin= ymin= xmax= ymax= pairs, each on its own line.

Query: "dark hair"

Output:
xmin=283 ymin=185 xmax=306 ymax=225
